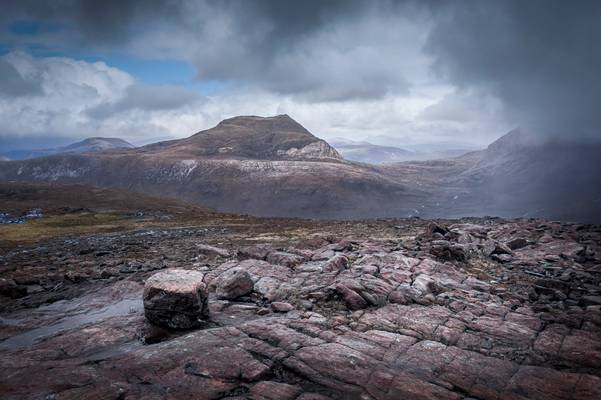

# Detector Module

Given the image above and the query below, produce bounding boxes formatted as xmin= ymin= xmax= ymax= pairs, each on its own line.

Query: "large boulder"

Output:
xmin=216 ymin=268 xmax=254 ymax=300
xmin=143 ymin=269 xmax=208 ymax=329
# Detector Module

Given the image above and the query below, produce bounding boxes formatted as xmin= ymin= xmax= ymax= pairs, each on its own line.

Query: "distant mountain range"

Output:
xmin=0 ymin=115 xmax=599 ymax=222
xmin=329 ymin=138 xmax=414 ymax=163
xmin=330 ymin=138 xmax=474 ymax=164
xmin=0 ymin=137 xmax=134 ymax=160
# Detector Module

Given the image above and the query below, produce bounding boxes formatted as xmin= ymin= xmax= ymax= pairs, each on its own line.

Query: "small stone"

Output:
xmin=143 ymin=269 xmax=208 ymax=329
xmin=424 ymin=222 xmax=449 ymax=237
xmin=492 ymin=253 xmax=513 ymax=263
xmin=216 ymin=268 xmax=254 ymax=300
xmin=506 ymin=237 xmax=529 ymax=250
xmin=250 ymin=381 xmax=302 ymax=400
xmin=197 ymin=244 xmax=230 ymax=258
xmin=266 ymin=251 xmax=304 ymax=268
xmin=297 ymin=394 xmax=333 ymax=400
xmin=482 ymin=240 xmax=513 ymax=257
xmin=581 ymin=296 xmax=601 ymax=306
xmin=257 ymin=307 xmax=270 ymax=315
xmin=99 ymin=270 xmax=114 ymax=279
xmin=431 ymin=240 xmax=467 ymax=261
xmin=64 ymin=271 xmax=87 ymax=283
xmin=412 ymin=274 xmax=437 ymax=295
xmin=0 ymin=278 xmax=27 ymax=299
xmin=300 ymin=300 xmax=314 ymax=310
xmin=322 ymin=254 xmax=349 ymax=272
xmin=271 ymin=302 xmax=294 ymax=312
xmin=335 ymin=284 xmax=368 ymax=310
xmin=238 ymin=244 xmax=272 ymax=260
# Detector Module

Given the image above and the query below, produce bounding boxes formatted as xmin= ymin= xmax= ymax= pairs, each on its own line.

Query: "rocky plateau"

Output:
xmin=1 ymin=207 xmax=601 ymax=399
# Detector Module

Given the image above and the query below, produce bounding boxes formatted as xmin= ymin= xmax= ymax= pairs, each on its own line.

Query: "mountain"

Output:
xmin=141 ymin=115 xmax=342 ymax=160
xmin=329 ymin=138 xmax=414 ymax=164
xmin=330 ymin=138 xmax=474 ymax=164
xmin=0 ymin=137 xmax=134 ymax=160
xmin=366 ymin=134 xmax=481 ymax=152
xmin=379 ymin=128 xmax=601 ymax=221
xmin=1 ymin=118 xmax=599 ymax=222
xmin=453 ymin=129 xmax=601 ymax=221
xmin=61 ymin=137 xmax=134 ymax=153
xmin=0 ymin=115 xmax=421 ymax=218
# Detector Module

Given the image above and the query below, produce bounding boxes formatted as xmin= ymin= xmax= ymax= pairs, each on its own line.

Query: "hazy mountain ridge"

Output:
xmin=1 ymin=116 xmax=600 ymax=222
xmin=330 ymin=137 xmax=476 ymax=164
xmin=329 ymin=138 xmax=414 ymax=164
xmin=451 ymin=130 xmax=601 ymax=221
xmin=0 ymin=137 xmax=134 ymax=161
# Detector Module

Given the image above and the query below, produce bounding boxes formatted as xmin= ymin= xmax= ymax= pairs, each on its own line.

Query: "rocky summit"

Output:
xmin=1 ymin=207 xmax=601 ymax=399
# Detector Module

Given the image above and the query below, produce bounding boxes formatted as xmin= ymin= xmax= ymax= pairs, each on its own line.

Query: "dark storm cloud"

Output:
xmin=0 ymin=0 xmax=360 ymax=49
xmin=1 ymin=0 xmax=415 ymax=101
xmin=2 ymin=0 xmax=601 ymax=138
xmin=0 ymin=0 xmax=177 ymax=43
xmin=424 ymin=0 xmax=601 ymax=140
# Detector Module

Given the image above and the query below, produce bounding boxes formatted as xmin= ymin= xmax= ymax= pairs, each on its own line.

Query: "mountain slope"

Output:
xmin=0 ymin=182 xmax=210 ymax=216
xmin=453 ymin=130 xmax=601 ymax=221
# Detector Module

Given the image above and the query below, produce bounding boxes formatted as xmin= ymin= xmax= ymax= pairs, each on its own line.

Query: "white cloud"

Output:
xmin=0 ymin=51 xmax=509 ymax=148
xmin=0 ymin=51 xmax=201 ymax=141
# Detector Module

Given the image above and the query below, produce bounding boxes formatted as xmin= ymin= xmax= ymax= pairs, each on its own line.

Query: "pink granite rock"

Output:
xmin=143 ymin=269 xmax=208 ymax=328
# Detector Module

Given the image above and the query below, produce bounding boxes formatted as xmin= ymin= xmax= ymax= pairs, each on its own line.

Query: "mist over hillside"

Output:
xmin=330 ymin=138 xmax=477 ymax=164
xmin=1 ymin=137 xmax=134 ymax=160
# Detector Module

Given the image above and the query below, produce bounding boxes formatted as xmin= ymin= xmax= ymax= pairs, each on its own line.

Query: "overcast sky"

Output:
xmin=0 ymin=0 xmax=599 ymax=149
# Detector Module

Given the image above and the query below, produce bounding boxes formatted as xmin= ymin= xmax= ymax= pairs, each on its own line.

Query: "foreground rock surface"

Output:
xmin=1 ymin=216 xmax=601 ymax=399
xmin=143 ymin=269 xmax=208 ymax=329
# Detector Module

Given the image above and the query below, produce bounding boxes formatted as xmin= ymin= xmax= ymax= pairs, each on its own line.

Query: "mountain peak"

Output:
xmin=151 ymin=115 xmax=342 ymax=161
xmin=63 ymin=137 xmax=134 ymax=152
xmin=215 ymin=114 xmax=309 ymax=136
xmin=486 ymin=128 xmax=538 ymax=156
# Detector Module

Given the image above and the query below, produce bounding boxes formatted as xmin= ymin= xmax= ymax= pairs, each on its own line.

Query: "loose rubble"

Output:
xmin=1 ymin=217 xmax=601 ymax=399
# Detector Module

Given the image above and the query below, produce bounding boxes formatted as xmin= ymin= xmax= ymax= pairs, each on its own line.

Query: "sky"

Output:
xmin=0 ymin=0 xmax=599 ymax=150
